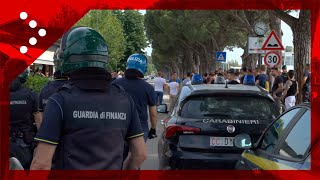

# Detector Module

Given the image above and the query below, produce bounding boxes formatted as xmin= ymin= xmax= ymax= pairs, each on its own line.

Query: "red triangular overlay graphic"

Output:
xmin=261 ymin=30 xmax=285 ymax=50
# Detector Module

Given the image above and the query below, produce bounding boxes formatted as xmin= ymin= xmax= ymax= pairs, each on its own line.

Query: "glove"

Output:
xmin=148 ymin=128 xmax=157 ymax=139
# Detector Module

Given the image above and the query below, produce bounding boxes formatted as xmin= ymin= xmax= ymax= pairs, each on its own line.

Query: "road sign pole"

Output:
xmin=258 ymin=54 xmax=261 ymax=67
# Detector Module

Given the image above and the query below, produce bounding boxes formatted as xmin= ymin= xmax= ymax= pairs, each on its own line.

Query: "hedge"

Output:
xmin=25 ymin=75 xmax=50 ymax=94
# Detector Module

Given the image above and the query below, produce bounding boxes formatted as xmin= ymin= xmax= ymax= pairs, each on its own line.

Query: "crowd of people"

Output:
xmin=8 ymin=26 xmax=312 ymax=171
xmin=152 ymin=64 xmax=311 ymax=113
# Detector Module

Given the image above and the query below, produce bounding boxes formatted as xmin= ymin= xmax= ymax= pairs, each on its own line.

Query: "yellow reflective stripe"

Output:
xmin=34 ymin=138 xmax=58 ymax=145
xmin=127 ymin=133 xmax=144 ymax=139
xmin=242 ymin=152 xmax=297 ymax=170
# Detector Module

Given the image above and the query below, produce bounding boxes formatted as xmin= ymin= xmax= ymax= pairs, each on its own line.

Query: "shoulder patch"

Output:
xmin=58 ymin=83 xmax=73 ymax=93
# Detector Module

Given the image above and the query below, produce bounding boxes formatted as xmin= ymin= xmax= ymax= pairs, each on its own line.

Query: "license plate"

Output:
xmin=210 ymin=137 xmax=234 ymax=147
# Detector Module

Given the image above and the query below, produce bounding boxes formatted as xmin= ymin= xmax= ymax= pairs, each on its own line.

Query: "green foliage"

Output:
xmin=146 ymin=55 xmax=155 ymax=75
xmin=145 ymin=10 xmax=274 ymax=73
xmin=228 ymin=60 xmax=241 ymax=67
xmin=113 ymin=10 xmax=148 ymax=71
xmin=145 ymin=10 xmax=250 ymax=73
xmin=74 ymin=10 xmax=147 ymax=72
xmin=75 ymin=10 xmax=126 ymax=72
xmin=25 ymin=76 xmax=50 ymax=94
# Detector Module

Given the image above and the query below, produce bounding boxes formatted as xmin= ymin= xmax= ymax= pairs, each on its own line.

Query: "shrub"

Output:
xmin=25 ymin=75 xmax=50 ymax=94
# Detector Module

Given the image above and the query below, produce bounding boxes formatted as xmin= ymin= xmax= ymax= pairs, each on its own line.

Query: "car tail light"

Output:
xmin=165 ymin=124 xmax=201 ymax=139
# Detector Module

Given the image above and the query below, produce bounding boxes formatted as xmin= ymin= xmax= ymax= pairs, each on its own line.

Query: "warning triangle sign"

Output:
xmin=261 ymin=30 xmax=285 ymax=50
xmin=218 ymin=54 xmax=225 ymax=61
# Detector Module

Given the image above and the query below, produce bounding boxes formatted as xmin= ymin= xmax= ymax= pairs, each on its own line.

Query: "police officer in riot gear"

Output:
xmin=10 ymin=68 xmax=40 ymax=169
xmin=114 ymin=54 xmax=157 ymax=142
xmin=38 ymin=49 xmax=69 ymax=127
xmin=190 ymin=74 xmax=204 ymax=85
xmin=30 ymin=27 xmax=147 ymax=170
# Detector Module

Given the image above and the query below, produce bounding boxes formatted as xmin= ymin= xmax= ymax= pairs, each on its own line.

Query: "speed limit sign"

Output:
xmin=264 ymin=51 xmax=281 ymax=68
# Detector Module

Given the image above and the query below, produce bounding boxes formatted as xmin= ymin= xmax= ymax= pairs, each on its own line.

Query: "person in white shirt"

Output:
xmin=183 ymin=72 xmax=192 ymax=86
xmin=154 ymin=72 xmax=167 ymax=105
xmin=167 ymin=74 xmax=180 ymax=107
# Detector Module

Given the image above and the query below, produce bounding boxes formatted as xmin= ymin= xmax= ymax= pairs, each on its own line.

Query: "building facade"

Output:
xmin=30 ymin=40 xmax=60 ymax=77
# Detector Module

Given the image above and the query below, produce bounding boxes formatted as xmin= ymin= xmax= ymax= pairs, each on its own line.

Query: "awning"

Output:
xmin=32 ymin=50 xmax=55 ymax=65
xmin=33 ymin=59 xmax=54 ymax=65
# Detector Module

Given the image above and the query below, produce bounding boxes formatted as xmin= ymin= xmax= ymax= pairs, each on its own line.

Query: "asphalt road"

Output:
xmin=141 ymin=94 xmax=169 ymax=170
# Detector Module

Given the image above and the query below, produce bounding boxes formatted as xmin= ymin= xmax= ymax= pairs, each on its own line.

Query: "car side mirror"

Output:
xmin=157 ymin=104 xmax=168 ymax=113
xmin=234 ymin=133 xmax=253 ymax=150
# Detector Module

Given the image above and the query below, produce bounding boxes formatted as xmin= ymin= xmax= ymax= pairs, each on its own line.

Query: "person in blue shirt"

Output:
xmin=255 ymin=64 xmax=268 ymax=89
xmin=114 ymin=54 xmax=158 ymax=142
xmin=38 ymin=50 xmax=69 ymax=126
xmin=169 ymin=72 xmax=181 ymax=84
xmin=190 ymin=74 xmax=203 ymax=85
xmin=243 ymin=69 xmax=256 ymax=86
xmin=30 ymin=27 xmax=147 ymax=170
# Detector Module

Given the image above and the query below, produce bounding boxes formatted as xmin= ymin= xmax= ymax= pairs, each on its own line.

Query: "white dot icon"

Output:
xmin=38 ymin=29 xmax=46 ymax=37
xmin=17 ymin=13 xmax=47 ymax=53
xmin=29 ymin=20 xmax=37 ymax=28
xmin=29 ymin=37 xmax=37 ymax=45
xmin=20 ymin=46 xmax=28 ymax=54
xmin=20 ymin=12 xmax=28 ymax=20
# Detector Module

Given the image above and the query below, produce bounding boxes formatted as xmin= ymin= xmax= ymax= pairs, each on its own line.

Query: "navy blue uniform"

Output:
xmin=34 ymin=83 xmax=143 ymax=170
xmin=38 ymin=79 xmax=69 ymax=112
xmin=114 ymin=78 xmax=156 ymax=141
xmin=10 ymin=86 xmax=38 ymax=169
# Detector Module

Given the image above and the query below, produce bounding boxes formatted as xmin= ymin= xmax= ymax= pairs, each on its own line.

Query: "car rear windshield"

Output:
xmin=180 ymin=95 xmax=279 ymax=120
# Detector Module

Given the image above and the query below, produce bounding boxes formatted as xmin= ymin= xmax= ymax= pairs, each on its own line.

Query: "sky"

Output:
xmin=139 ymin=10 xmax=299 ymax=65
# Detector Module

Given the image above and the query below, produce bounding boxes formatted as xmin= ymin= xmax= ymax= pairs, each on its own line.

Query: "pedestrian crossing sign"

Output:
xmin=216 ymin=52 xmax=226 ymax=62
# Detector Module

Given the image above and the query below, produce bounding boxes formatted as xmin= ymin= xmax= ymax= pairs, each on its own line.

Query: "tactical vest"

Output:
xmin=52 ymin=83 xmax=133 ymax=170
xmin=39 ymin=79 xmax=69 ymax=111
xmin=10 ymin=87 xmax=35 ymax=132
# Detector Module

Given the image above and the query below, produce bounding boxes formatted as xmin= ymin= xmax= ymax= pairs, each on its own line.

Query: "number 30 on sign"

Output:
xmin=264 ymin=51 xmax=281 ymax=68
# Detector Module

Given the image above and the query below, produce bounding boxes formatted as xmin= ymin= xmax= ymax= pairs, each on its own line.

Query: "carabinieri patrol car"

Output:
xmin=234 ymin=103 xmax=313 ymax=170
xmin=157 ymin=83 xmax=280 ymax=169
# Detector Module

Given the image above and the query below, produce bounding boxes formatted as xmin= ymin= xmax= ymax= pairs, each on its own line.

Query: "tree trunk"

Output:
xmin=242 ymin=40 xmax=251 ymax=68
xmin=196 ymin=55 xmax=200 ymax=74
xmin=269 ymin=12 xmax=283 ymax=67
xmin=172 ymin=59 xmax=180 ymax=77
xmin=293 ymin=11 xmax=311 ymax=103
xmin=208 ymin=51 xmax=214 ymax=72
xmin=192 ymin=52 xmax=198 ymax=73
xmin=188 ymin=50 xmax=196 ymax=73
xmin=249 ymin=54 xmax=258 ymax=69
xmin=272 ymin=10 xmax=311 ymax=104
xmin=184 ymin=48 xmax=193 ymax=73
